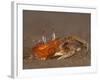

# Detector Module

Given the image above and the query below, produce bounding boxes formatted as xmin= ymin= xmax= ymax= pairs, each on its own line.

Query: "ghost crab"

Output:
xmin=32 ymin=34 xmax=89 ymax=60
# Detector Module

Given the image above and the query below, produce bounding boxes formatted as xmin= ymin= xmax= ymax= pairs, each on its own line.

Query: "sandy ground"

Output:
xmin=23 ymin=10 xmax=91 ymax=69
xmin=23 ymin=48 xmax=90 ymax=69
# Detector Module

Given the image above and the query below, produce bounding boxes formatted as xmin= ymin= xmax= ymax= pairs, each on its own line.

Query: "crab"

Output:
xmin=32 ymin=35 xmax=89 ymax=60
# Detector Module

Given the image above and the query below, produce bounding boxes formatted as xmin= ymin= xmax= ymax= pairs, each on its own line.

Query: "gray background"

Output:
xmin=23 ymin=10 xmax=91 ymax=69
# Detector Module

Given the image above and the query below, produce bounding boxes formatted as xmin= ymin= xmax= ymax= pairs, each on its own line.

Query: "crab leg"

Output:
xmin=57 ymin=50 xmax=75 ymax=60
xmin=70 ymin=36 xmax=89 ymax=51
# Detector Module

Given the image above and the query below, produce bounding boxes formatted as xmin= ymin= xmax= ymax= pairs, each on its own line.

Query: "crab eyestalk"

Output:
xmin=52 ymin=32 xmax=56 ymax=40
xmin=42 ymin=36 xmax=46 ymax=43
xmin=42 ymin=30 xmax=47 ymax=43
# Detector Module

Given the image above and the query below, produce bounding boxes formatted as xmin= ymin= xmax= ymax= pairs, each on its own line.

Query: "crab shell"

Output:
xmin=32 ymin=39 xmax=62 ymax=60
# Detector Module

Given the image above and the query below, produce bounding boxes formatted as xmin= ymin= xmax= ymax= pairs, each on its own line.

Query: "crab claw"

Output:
xmin=54 ymin=50 xmax=65 ymax=56
xmin=57 ymin=50 xmax=75 ymax=60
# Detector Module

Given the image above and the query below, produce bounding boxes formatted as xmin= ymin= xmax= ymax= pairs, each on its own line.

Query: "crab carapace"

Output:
xmin=32 ymin=38 xmax=62 ymax=60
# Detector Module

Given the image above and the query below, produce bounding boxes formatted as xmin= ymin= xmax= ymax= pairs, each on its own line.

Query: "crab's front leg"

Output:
xmin=57 ymin=54 xmax=69 ymax=60
xmin=57 ymin=50 xmax=76 ymax=60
